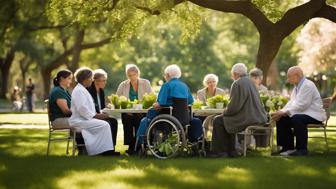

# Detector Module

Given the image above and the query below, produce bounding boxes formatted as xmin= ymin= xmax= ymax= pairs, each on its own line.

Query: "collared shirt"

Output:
xmin=295 ymin=77 xmax=306 ymax=94
xmin=157 ymin=78 xmax=194 ymax=106
xmin=281 ymin=78 xmax=326 ymax=122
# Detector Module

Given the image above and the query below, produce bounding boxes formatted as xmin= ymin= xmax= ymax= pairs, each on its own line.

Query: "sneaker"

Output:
xmin=279 ymin=149 xmax=296 ymax=156
xmin=271 ymin=149 xmax=288 ymax=156
xmin=290 ymin=149 xmax=308 ymax=156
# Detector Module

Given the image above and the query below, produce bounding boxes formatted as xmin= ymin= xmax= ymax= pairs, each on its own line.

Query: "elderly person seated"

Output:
xmin=11 ymin=86 xmax=23 ymax=111
xmin=271 ymin=66 xmax=326 ymax=156
xmin=116 ymin=64 xmax=153 ymax=155
xmin=249 ymin=68 xmax=269 ymax=147
xmin=69 ymin=67 xmax=118 ymax=156
xmin=87 ymin=69 xmax=119 ymax=155
xmin=136 ymin=64 xmax=203 ymax=147
xmin=249 ymin=68 xmax=268 ymax=93
xmin=197 ymin=74 xmax=225 ymax=104
xmin=209 ymin=63 xmax=268 ymax=158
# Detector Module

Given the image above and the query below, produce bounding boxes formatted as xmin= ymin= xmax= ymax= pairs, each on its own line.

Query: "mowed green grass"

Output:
xmin=1 ymin=113 xmax=336 ymax=189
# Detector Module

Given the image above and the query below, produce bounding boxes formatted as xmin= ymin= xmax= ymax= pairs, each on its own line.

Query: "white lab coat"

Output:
xmin=69 ymin=83 xmax=114 ymax=155
xmin=281 ymin=79 xmax=326 ymax=122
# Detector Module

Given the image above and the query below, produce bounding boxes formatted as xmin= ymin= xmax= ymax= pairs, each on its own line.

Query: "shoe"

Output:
xmin=99 ymin=150 xmax=120 ymax=156
xmin=207 ymin=151 xmax=228 ymax=158
xmin=290 ymin=149 xmax=308 ymax=156
xmin=228 ymin=150 xmax=241 ymax=158
xmin=111 ymin=151 xmax=121 ymax=156
xmin=125 ymin=149 xmax=137 ymax=156
xmin=279 ymin=149 xmax=296 ymax=156
xmin=271 ymin=148 xmax=291 ymax=156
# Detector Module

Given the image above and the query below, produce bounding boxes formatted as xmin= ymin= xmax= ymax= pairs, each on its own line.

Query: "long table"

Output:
xmin=102 ymin=108 xmax=224 ymax=140
xmin=102 ymin=108 xmax=224 ymax=116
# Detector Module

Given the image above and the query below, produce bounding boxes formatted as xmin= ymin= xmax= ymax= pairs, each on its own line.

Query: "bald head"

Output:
xmin=287 ymin=66 xmax=304 ymax=85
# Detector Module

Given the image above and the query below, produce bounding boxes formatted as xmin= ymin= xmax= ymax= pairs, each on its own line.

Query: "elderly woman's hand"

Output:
xmin=153 ymin=102 xmax=161 ymax=110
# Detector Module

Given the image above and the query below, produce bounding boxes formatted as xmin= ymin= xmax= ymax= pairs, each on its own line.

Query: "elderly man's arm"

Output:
xmin=223 ymin=82 xmax=247 ymax=116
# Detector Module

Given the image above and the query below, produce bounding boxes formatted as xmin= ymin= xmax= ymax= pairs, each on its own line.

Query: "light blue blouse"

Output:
xmin=157 ymin=78 xmax=194 ymax=106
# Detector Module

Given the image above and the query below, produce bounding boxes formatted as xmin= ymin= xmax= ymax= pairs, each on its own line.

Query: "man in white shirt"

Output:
xmin=271 ymin=66 xmax=326 ymax=156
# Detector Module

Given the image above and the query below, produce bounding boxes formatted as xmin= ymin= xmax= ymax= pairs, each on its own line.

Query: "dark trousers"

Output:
xmin=26 ymin=94 xmax=33 ymax=112
xmin=122 ymin=113 xmax=145 ymax=149
xmin=276 ymin=114 xmax=321 ymax=151
xmin=105 ymin=118 xmax=118 ymax=147
xmin=211 ymin=116 xmax=235 ymax=153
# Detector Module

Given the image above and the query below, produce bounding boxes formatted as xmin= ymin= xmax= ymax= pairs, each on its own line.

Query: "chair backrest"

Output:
xmin=44 ymin=99 xmax=52 ymax=129
xmin=172 ymin=98 xmax=190 ymax=126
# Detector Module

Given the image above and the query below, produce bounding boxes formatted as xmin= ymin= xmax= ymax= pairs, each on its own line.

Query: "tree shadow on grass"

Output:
xmin=1 ymin=152 xmax=336 ymax=189
xmin=1 ymin=130 xmax=336 ymax=189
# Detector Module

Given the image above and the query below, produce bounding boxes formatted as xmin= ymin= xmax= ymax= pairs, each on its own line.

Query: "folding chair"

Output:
xmin=45 ymin=99 xmax=72 ymax=156
xmin=45 ymin=99 xmax=85 ymax=156
xmin=307 ymin=108 xmax=330 ymax=151
xmin=238 ymin=123 xmax=273 ymax=156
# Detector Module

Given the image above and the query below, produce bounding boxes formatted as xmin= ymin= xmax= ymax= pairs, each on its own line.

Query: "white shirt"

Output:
xmin=69 ymin=83 xmax=96 ymax=125
xmin=281 ymin=78 xmax=326 ymax=122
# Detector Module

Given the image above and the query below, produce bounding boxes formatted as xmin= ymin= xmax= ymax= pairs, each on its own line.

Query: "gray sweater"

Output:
xmin=223 ymin=76 xmax=267 ymax=133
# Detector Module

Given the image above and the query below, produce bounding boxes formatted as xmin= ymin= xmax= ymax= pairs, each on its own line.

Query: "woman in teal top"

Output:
xmin=49 ymin=70 xmax=73 ymax=129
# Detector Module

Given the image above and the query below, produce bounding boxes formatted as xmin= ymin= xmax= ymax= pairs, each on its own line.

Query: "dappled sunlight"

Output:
xmin=0 ymin=165 xmax=6 ymax=172
xmin=329 ymin=167 xmax=336 ymax=175
xmin=159 ymin=167 xmax=202 ymax=184
xmin=288 ymin=166 xmax=320 ymax=177
xmin=56 ymin=167 xmax=148 ymax=189
xmin=216 ymin=166 xmax=251 ymax=183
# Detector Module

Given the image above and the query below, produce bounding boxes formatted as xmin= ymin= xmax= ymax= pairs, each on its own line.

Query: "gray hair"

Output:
xmin=249 ymin=68 xmax=263 ymax=78
xmin=93 ymin=69 xmax=108 ymax=80
xmin=125 ymin=64 xmax=140 ymax=75
xmin=203 ymin=74 xmax=218 ymax=87
xmin=74 ymin=67 xmax=93 ymax=83
xmin=164 ymin=64 xmax=181 ymax=79
xmin=231 ymin=63 xmax=248 ymax=76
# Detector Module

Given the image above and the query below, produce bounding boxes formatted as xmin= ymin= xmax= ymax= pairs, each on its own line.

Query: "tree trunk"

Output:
xmin=41 ymin=68 xmax=52 ymax=100
xmin=0 ymin=49 xmax=15 ymax=98
xmin=68 ymin=29 xmax=85 ymax=73
xmin=256 ymin=32 xmax=283 ymax=84
xmin=0 ymin=69 xmax=10 ymax=99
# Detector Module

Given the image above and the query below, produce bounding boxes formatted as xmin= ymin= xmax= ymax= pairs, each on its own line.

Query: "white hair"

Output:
xmin=125 ymin=64 xmax=140 ymax=75
xmin=203 ymin=74 xmax=218 ymax=87
xmin=164 ymin=64 xmax=181 ymax=79
xmin=231 ymin=63 xmax=248 ymax=76
xmin=93 ymin=69 xmax=108 ymax=80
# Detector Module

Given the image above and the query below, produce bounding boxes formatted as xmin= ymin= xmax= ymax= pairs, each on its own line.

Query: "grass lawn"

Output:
xmin=1 ymin=113 xmax=336 ymax=189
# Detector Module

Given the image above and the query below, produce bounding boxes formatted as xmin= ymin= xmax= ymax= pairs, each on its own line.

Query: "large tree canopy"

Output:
xmin=133 ymin=0 xmax=336 ymax=81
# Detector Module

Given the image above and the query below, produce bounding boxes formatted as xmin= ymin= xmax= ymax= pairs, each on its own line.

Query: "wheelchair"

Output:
xmin=138 ymin=98 xmax=206 ymax=159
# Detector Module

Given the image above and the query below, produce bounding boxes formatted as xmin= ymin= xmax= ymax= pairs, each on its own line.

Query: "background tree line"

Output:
xmin=0 ymin=0 xmax=335 ymax=101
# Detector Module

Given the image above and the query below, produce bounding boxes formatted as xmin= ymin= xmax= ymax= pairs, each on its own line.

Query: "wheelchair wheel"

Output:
xmin=146 ymin=114 xmax=186 ymax=159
